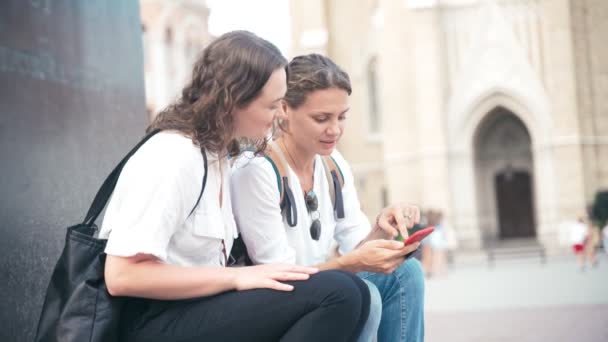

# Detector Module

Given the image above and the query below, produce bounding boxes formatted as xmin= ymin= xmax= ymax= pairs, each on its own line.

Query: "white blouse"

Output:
xmin=230 ymin=149 xmax=371 ymax=266
xmin=99 ymin=132 xmax=238 ymax=267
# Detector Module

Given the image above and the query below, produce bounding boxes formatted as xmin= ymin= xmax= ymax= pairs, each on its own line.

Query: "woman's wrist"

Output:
xmin=368 ymin=218 xmax=389 ymax=241
xmin=223 ymin=267 xmax=240 ymax=291
xmin=337 ymin=251 xmax=361 ymax=273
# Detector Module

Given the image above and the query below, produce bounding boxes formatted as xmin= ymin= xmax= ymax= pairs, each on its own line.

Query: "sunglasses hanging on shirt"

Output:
xmin=263 ymin=142 xmax=346 ymax=242
xmin=305 ymin=190 xmax=321 ymax=240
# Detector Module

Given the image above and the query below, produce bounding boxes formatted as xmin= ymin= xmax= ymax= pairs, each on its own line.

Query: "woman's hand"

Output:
xmin=232 ymin=264 xmax=319 ymax=292
xmin=344 ymin=239 xmax=420 ymax=274
xmin=374 ymin=203 xmax=421 ymax=240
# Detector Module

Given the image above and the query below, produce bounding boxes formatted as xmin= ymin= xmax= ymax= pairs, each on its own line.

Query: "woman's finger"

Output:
xmin=403 ymin=205 xmax=420 ymax=228
xmin=263 ymin=279 xmax=294 ymax=292
xmin=378 ymin=214 xmax=399 ymax=237
xmin=398 ymin=242 xmax=420 ymax=256
xmin=392 ymin=207 xmax=408 ymax=236
xmin=413 ymin=206 xmax=421 ymax=224
xmin=372 ymin=239 xmax=405 ymax=250
xmin=285 ymin=265 xmax=319 ymax=274
xmin=272 ymin=272 xmax=311 ymax=281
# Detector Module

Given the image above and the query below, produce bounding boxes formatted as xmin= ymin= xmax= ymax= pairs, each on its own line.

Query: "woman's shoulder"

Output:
xmin=325 ymin=149 xmax=350 ymax=168
xmin=327 ymin=149 xmax=353 ymax=179
xmin=124 ymin=131 xmax=205 ymax=176
xmin=231 ymin=151 xmax=276 ymax=176
xmin=231 ymin=151 xmax=284 ymax=191
xmin=146 ymin=131 xmax=198 ymax=153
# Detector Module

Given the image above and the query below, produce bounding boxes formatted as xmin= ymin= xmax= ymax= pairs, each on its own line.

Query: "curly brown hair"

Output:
xmin=147 ymin=30 xmax=287 ymax=156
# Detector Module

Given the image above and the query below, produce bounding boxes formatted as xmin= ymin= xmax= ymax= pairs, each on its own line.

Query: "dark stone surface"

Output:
xmin=0 ymin=1 xmax=147 ymax=340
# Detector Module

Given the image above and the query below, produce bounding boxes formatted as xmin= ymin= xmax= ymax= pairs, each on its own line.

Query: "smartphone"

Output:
xmin=396 ymin=226 xmax=435 ymax=259
xmin=403 ymin=226 xmax=435 ymax=246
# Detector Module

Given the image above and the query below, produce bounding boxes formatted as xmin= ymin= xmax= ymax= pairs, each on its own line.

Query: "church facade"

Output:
xmin=289 ymin=0 xmax=608 ymax=250
xmin=140 ymin=0 xmax=211 ymax=118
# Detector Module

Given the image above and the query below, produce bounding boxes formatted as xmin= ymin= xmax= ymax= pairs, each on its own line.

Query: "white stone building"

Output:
xmin=140 ymin=0 xmax=212 ymax=118
xmin=289 ymin=0 xmax=608 ymax=251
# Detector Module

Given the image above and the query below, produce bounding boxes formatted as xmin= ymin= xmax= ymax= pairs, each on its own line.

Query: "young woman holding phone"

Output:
xmin=232 ymin=54 xmax=425 ymax=342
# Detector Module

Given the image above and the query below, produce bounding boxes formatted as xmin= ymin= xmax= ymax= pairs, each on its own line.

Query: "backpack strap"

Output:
xmin=264 ymin=141 xmax=288 ymax=206
xmin=323 ymin=155 xmax=345 ymax=188
xmin=83 ymin=129 xmax=163 ymax=226
xmin=188 ymin=147 xmax=208 ymax=218
xmin=264 ymin=143 xmax=347 ymax=225
xmin=321 ymin=155 xmax=345 ymax=219
xmin=265 ymin=142 xmax=298 ymax=227
xmin=321 ymin=157 xmax=336 ymax=208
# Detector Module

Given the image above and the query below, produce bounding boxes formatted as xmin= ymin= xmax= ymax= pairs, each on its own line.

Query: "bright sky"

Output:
xmin=206 ymin=0 xmax=292 ymax=57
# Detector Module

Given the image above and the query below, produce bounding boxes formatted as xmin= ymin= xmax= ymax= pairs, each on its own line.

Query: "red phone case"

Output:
xmin=404 ymin=227 xmax=435 ymax=245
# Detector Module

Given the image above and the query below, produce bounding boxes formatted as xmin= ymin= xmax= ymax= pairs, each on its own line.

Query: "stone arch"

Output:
xmin=447 ymin=90 xmax=556 ymax=248
xmin=453 ymin=88 xmax=543 ymax=152
xmin=473 ymin=106 xmax=536 ymax=242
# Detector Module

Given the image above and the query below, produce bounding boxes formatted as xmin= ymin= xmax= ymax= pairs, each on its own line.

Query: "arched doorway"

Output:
xmin=474 ymin=106 xmax=536 ymax=242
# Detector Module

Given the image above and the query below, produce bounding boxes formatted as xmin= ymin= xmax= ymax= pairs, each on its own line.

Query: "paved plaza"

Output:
xmin=424 ymin=253 xmax=608 ymax=341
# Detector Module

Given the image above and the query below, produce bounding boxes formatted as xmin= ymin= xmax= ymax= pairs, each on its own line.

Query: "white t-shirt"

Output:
xmin=230 ymin=149 xmax=371 ymax=266
xmin=569 ymin=221 xmax=587 ymax=245
xmin=99 ymin=132 xmax=238 ymax=267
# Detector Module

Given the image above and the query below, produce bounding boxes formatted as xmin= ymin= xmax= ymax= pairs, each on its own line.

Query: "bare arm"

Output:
xmin=315 ymin=240 xmax=420 ymax=274
xmin=105 ymin=254 xmax=318 ymax=300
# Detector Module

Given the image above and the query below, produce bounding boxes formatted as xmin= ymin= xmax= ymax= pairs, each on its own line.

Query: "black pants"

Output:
xmin=119 ymin=270 xmax=370 ymax=342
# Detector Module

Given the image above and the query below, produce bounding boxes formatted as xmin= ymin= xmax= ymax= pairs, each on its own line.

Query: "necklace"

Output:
xmin=281 ymin=139 xmax=314 ymax=192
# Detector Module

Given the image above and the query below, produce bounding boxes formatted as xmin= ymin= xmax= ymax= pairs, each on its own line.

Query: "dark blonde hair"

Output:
xmin=283 ymin=53 xmax=351 ymax=109
xmin=147 ymin=30 xmax=287 ymax=156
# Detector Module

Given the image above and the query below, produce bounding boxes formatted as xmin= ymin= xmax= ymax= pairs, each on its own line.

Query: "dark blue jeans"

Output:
xmin=119 ymin=270 xmax=370 ymax=342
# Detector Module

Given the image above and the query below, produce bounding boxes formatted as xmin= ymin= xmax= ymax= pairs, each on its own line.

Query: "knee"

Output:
xmin=394 ymin=258 xmax=425 ymax=298
xmin=311 ymin=270 xmax=366 ymax=313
